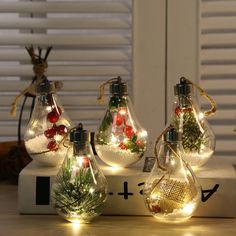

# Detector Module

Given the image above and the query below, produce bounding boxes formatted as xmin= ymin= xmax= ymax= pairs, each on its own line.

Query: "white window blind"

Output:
xmin=0 ymin=0 xmax=132 ymax=141
xmin=200 ymin=0 xmax=236 ymax=156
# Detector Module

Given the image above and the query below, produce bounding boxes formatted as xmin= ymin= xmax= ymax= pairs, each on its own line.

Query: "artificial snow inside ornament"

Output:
xmin=143 ymin=126 xmax=201 ymax=223
xmin=170 ymin=77 xmax=216 ymax=168
xmin=95 ymin=76 xmax=148 ymax=168
xmin=52 ymin=123 xmax=107 ymax=223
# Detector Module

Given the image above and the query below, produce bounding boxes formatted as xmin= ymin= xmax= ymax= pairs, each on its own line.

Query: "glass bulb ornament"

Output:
xmin=95 ymin=76 xmax=148 ymax=168
xmin=52 ymin=123 xmax=108 ymax=223
xmin=170 ymin=77 xmax=216 ymax=168
xmin=143 ymin=127 xmax=201 ymax=223
xmin=24 ymin=78 xmax=73 ymax=166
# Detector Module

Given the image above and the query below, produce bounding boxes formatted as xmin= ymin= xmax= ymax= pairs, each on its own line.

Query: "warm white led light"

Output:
xmin=150 ymin=193 xmax=158 ymax=200
xmin=198 ymin=112 xmax=204 ymax=120
xmin=119 ymin=109 xmax=126 ymax=115
xmin=140 ymin=130 xmax=148 ymax=138
xmin=109 ymin=166 xmax=122 ymax=172
xmin=183 ymin=203 xmax=195 ymax=215
xmin=111 ymin=135 xmax=118 ymax=143
xmin=89 ymin=187 xmax=95 ymax=194
xmin=28 ymin=129 xmax=35 ymax=135
xmin=170 ymin=159 xmax=176 ymax=166
xmin=54 ymin=134 xmax=61 ymax=142
xmin=46 ymin=106 xmax=51 ymax=112
xmin=71 ymin=217 xmax=81 ymax=226
xmin=77 ymin=156 xmax=84 ymax=167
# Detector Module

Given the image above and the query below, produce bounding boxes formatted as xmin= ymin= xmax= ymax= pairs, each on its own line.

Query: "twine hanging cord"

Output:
xmin=10 ymin=86 xmax=33 ymax=117
xmin=154 ymin=125 xmax=197 ymax=183
xmin=10 ymin=46 xmax=52 ymax=117
xmin=184 ymin=78 xmax=216 ymax=117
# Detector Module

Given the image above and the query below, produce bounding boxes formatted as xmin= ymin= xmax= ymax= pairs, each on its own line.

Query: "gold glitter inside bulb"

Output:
xmin=148 ymin=176 xmax=198 ymax=214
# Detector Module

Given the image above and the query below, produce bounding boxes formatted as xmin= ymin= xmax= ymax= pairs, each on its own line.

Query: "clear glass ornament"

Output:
xmin=95 ymin=77 xmax=148 ymax=168
xmin=24 ymin=78 xmax=73 ymax=167
xmin=52 ymin=124 xmax=108 ymax=223
xmin=170 ymin=77 xmax=216 ymax=168
xmin=143 ymin=127 xmax=201 ymax=223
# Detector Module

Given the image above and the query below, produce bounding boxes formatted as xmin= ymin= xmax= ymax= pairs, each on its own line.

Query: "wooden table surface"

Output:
xmin=0 ymin=182 xmax=236 ymax=236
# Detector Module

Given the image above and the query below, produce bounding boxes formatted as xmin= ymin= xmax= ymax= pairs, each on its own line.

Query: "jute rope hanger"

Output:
xmin=183 ymin=77 xmax=217 ymax=117
xmin=10 ymin=46 xmax=52 ymax=117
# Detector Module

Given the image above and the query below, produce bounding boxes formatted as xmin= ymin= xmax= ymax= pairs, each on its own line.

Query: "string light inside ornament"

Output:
xmin=95 ymin=76 xmax=148 ymax=168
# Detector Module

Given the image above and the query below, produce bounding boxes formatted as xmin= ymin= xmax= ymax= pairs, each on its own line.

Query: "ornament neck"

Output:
xmin=109 ymin=95 xmax=128 ymax=108
xmin=73 ymin=142 xmax=91 ymax=156
xmin=164 ymin=141 xmax=184 ymax=163
xmin=176 ymin=95 xmax=193 ymax=109
xmin=164 ymin=141 xmax=182 ymax=151
xmin=110 ymin=94 xmax=128 ymax=99
xmin=158 ymin=141 xmax=184 ymax=170
xmin=38 ymin=93 xmax=56 ymax=106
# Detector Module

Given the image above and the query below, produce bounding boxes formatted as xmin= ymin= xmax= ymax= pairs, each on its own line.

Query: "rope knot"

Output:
xmin=33 ymin=61 xmax=48 ymax=77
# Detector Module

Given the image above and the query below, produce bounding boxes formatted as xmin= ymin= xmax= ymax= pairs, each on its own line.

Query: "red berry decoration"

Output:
xmin=152 ymin=205 xmax=161 ymax=213
xmin=175 ymin=107 xmax=182 ymax=116
xmin=118 ymin=142 xmax=127 ymax=150
xmin=183 ymin=107 xmax=193 ymax=113
xmin=57 ymin=125 xmax=67 ymax=136
xmin=47 ymin=111 xmax=59 ymax=123
xmin=47 ymin=140 xmax=58 ymax=151
xmin=82 ymin=157 xmax=90 ymax=168
xmin=124 ymin=125 xmax=134 ymax=139
xmin=115 ymin=114 xmax=123 ymax=126
xmin=44 ymin=128 xmax=56 ymax=139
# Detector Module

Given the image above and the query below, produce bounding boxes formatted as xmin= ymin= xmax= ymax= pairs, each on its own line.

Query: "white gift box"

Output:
xmin=18 ymin=157 xmax=236 ymax=217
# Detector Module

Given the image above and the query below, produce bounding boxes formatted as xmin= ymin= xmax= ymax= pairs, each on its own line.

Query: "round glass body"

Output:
xmin=143 ymin=141 xmax=201 ymax=223
xmin=170 ymin=94 xmax=215 ymax=167
xmin=52 ymin=142 xmax=107 ymax=223
xmin=24 ymin=93 xmax=73 ymax=166
xmin=95 ymin=95 xmax=148 ymax=168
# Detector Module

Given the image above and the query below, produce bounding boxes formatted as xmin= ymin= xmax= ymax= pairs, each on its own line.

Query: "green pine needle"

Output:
xmin=52 ymin=160 xmax=107 ymax=221
xmin=172 ymin=111 xmax=208 ymax=153
xmin=96 ymin=96 xmax=145 ymax=155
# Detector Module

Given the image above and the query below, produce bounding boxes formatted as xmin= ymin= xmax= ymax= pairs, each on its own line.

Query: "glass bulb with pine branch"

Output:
xmin=170 ymin=78 xmax=215 ymax=168
xmin=52 ymin=124 xmax=107 ymax=223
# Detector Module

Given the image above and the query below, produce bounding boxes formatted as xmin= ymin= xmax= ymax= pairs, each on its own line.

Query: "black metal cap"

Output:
xmin=36 ymin=77 xmax=56 ymax=94
xmin=110 ymin=76 xmax=128 ymax=96
xmin=174 ymin=77 xmax=192 ymax=96
xmin=164 ymin=128 xmax=181 ymax=142
xmin=70 ymin=123 xmax=90 ymax=145
xmin=36 ymin=78 xmax=63 ymax=94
